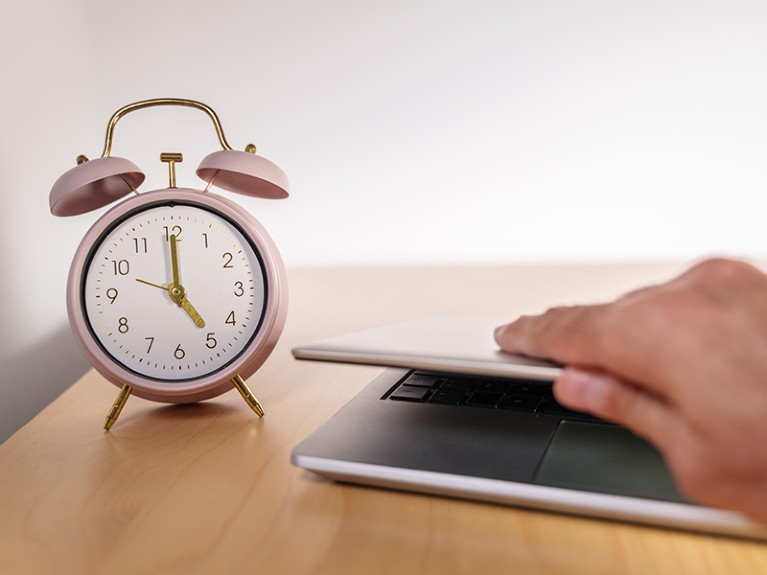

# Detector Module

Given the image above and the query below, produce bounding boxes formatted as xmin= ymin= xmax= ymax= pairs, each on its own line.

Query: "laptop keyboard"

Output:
xmin=385 ymin=371 xmax=602 ymax=423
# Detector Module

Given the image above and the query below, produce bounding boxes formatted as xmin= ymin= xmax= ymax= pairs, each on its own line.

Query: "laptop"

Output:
xmin=291 ymin=316 xmax=764 ymax=539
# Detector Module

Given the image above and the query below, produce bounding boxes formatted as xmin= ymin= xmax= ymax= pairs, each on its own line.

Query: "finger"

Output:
xmin=494 ymin=302 xmax=678 ymax=400
xmin=553 ymin=367 xmax=685 ymax=450
xmin=494 ymin=304 xmax=610 ymax=366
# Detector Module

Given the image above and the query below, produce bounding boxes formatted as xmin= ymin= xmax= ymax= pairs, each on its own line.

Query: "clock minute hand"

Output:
xmin=170 ymin=233 xmax=181 ymax=287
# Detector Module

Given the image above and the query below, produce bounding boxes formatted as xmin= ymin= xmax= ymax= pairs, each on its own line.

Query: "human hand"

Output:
xmin=494 ymin=258 xmax=767 ymax=523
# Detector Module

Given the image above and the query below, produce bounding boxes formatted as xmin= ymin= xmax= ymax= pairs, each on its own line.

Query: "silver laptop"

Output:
xmin=291 ymin=316 xmax=764 ymax=539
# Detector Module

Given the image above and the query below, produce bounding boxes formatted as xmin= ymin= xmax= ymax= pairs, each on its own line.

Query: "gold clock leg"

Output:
xmin=104 ymin=384 xmax=133 ymax=431
xmin=232 ymin=374 xmax=265 ymax=417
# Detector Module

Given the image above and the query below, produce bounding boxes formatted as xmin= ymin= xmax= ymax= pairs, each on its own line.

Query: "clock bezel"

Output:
xmin=67 ymin=188 xmax=288 ymax=403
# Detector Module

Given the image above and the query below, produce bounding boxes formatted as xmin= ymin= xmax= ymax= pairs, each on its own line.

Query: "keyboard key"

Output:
xmin=390 ymin=385 xmax=431 ymax=402
xmin=466 ymin=392 xmax=503 ymax=408
xmin=474 ymin=381 xmax=510 ymax=395
xmin=429 ymin=389 xmax=468 ymax=405
xmin=440 ymin=378 xmax=473 ymax=391
xmin=499 ymin=396 xmax=541 ymax=412
xmin=403 ymin=373 xmax=442 ymax=388
xmin=508 ymin=383 xmax=547 ymax=397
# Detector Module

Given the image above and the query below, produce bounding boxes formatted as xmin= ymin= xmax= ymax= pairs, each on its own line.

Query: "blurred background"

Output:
xmin=2 ymin=0 xmax=766 ymax=441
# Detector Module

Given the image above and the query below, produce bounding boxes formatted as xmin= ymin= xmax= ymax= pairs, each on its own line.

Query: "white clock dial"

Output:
xmin=82 ymin=201 xmax=267 ymax=381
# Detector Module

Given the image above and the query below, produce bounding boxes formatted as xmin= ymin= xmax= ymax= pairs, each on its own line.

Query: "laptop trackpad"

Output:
xmin=534 ymin=421 xmax=687 ymax=504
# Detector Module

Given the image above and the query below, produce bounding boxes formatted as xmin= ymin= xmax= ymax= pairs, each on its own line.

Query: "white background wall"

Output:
xmin=2 ymin=0 xmax=767 ymax=441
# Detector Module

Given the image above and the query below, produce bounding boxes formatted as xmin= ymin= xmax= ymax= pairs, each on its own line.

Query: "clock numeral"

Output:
xmin=106 ymin=288 xmax=118 ymax=304
xmin=205 ymin=332 xmax=217 ymax=349
xmin=163 ymin=225 xmax=183 ymax=241
xmin=145 ymin=337 xmax=155 ymax=353
xmin=111 ymin=259 xmax=130 ymax=276
xmin=202 ymin=233 xmax=209 ymax=248
xmin=174 ymin=344 xmax=186 ymax=360
xmin=133 ymin=237 xmax=148 ymax=254
xmin=222 ymin=252 xmax=234 ymax=268
xmin=225 ymin=311 xmax=236 ymax=326
xmin=234 ymin=281 xmax=244 ymax=297
xmin=118 ymin=317 xmax=129 ymax=334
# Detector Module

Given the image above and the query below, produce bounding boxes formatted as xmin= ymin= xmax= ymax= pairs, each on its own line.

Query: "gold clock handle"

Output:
xmin=104 ymin=384 xmax=133 ymax=431
xmin=232 ymin=375 xmax=265 ymax=417
xmin=100 ymin=98 xmax=234 ymax=158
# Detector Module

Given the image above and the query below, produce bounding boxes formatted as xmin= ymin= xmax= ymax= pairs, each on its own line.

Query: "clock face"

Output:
xmin=81 ymin=200 xmax=268 ymax=382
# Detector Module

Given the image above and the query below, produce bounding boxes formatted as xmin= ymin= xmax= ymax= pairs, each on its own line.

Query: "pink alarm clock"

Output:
xmin=49 ymin=99 xmax=288 ymax=430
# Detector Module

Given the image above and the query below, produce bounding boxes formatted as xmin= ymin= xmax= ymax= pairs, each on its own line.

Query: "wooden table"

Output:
xmin=3 ymin=264 xmax=767 ymax=574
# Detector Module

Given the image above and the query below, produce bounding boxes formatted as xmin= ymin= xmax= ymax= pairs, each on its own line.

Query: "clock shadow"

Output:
xmin=144 ymin=401 xmax=241 ymax=422
xmin=162 ymin=401 xmax=239 ymax=418
xmin=105 ymin=400 xmax=248 ymax=435
xmin=96 ymin=400 xmax=265 ymax=497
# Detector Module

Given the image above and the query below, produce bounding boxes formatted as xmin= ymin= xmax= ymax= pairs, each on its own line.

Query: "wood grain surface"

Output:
xmin=2 ymin=264 xmax=767 ymax=575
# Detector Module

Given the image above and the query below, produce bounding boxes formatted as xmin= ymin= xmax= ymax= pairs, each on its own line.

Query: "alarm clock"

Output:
xmin=49 ymin=98 xmax=289 ymax=430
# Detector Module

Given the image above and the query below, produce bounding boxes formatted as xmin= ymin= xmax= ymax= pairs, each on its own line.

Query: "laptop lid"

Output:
xmin=291 ymin=316 xmax=562 ymax=380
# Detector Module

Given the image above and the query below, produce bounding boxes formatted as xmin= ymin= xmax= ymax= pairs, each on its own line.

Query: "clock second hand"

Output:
xmin=136 ymin=278 xmax=169 ymax=291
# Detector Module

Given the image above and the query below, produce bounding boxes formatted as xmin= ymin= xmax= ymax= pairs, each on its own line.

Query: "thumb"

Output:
xmin=555 ymin=367 xmax=683 ymax=450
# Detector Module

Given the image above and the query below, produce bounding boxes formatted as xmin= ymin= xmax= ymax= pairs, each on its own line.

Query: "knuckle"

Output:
xmin=531 ymin=306 xmax=583 ymax=353
xmin=609 ymin=291 xmax=681 ymax=342
xmin=690 ymin=258 xmax=760 ymax=283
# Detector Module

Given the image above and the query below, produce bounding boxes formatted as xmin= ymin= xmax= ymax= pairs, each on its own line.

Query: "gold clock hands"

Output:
xmin=136 ymin=252 xmax=205 ymax=327
xmin=136 ymin=277 xmax=205 ymax=326
xmin=164 ymin=283 xmax=206 ymax=327
xmin=163 ymin=232 xmax=206 ymax=327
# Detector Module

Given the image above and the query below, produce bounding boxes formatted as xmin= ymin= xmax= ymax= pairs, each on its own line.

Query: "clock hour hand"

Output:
xmin=167 ymin=283 xmax=206 ymax=328
xmin=179 ymin=296 xmax=205 ymax=328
